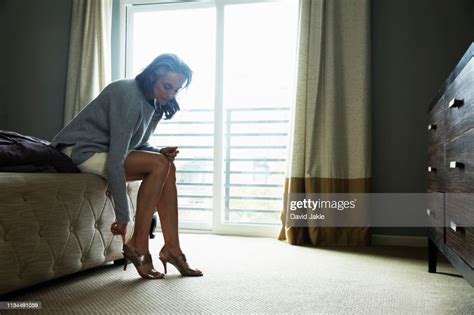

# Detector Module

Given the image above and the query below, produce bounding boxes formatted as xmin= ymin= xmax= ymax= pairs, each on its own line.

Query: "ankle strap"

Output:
xmin=133 ymin=253 xmax=152 ymax=266
xmin=141 ymin=254 xmax=152 ymax=265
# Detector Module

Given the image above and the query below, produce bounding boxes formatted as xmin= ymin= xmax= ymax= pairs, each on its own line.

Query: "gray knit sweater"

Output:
xmin=51 ymin=79 xmax=163 ymax=224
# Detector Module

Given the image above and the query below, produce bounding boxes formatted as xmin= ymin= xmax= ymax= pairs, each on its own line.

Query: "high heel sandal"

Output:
xmin=159 ymin=246 xmax=203 ymax=277
xmin=123 ymin=244 xmax=164 ymax=279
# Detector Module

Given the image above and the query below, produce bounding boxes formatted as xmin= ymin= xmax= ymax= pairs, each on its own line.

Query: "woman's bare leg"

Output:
xmin=154 ymin=162 xmax=183 ymax=257
xmin=123 ymin=150 xmax=172 ymax=272
xmin=156 ymin=163 xmax=202 ymax=275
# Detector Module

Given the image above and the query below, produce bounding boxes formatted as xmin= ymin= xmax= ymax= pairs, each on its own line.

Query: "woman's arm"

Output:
xmin=106 ymin=100 xmax=140 ymax=224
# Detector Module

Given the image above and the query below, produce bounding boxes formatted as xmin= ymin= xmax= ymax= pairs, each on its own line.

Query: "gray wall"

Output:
xmin=0 ymin=0 xmax=7 ymax=128
xmin=111 ymin=0 xmax=121 ymax=81
xmin=371 ymin=0 xmax=474 ymax=235
xmin=1 ymin=0 xmax=72 ymax=140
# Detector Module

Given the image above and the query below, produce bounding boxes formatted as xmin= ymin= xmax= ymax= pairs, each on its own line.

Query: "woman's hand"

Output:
xmin=111 ymin=222 xmax=127 ymax=236
xmin=159 ymin=146 xmax=179 ymax=161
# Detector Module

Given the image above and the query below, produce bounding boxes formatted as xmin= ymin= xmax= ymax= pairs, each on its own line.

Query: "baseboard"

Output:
xmin=372 ymin=234 xmax=427 ymax=247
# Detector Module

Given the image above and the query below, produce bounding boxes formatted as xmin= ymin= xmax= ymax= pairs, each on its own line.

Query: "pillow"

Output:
xmin=0 ymin=130 xmax=80 ymax=173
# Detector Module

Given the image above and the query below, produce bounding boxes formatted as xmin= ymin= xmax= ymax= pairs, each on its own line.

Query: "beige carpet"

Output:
xmin=1 ymin=234 xmax=473 ymax=314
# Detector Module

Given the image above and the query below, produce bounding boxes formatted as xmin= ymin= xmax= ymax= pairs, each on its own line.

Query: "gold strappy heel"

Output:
xmin=123 ymin=244 xmax=164 ymax=279
xmin=159 ymin=246 xmax=203 ymax=277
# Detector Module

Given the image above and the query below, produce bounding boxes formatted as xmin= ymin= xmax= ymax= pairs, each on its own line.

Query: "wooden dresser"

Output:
xmin=427 ymin=43 xmax=474 ymax=287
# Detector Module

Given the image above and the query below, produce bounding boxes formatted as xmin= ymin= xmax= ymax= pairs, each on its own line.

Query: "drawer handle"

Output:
xmin=428 ymin=166 xmax=436 ymax=172
xmin=448 ymin=98 xmax=464 ymax=108
xmin=427 ymin=124 xmax=437 ymax=131
xmin=449 ymin=161 xmax=464 ymax=169
xmin=450 ymin=221 xmax=459 ymax=232
xmin=426 ymin=208 xmax=431 ymax=216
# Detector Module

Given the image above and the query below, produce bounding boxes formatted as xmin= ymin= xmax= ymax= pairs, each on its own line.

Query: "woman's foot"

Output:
xmin=123 ymin=243 xmax=164 ymax=279
xmin=159 ymin=246 xmax=203 ymax=277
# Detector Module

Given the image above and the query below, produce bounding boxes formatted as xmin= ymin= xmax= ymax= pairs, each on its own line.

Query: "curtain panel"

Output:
xmin=279 ymin=0 xmax=371 ymax=246
xmin=63 ymin=0 xmax=112 ymax=125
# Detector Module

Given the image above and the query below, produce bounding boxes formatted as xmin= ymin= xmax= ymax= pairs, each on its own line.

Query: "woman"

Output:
xmin=51 ymin=54 xmax=202 ymax=279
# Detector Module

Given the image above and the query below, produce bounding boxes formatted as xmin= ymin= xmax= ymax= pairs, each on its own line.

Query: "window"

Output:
xmin=119 ymin=0 xmax=299 ymax=236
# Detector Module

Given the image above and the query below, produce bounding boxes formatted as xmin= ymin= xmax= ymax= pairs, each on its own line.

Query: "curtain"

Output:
xmin=279 ymin=0 xmax=371 ymax=246
xmin=63 ymin=0 xmax=112 ymax=125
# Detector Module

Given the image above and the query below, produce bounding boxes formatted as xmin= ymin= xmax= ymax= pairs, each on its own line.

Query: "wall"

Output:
xmin=111 ymin=0 xmax=121 ymax=81
xmin=2 ymin=0 xmax=72 ymax=140
xmin=371 ymin=0 xmax=474 ymax=236
xmin=0 ymin=0 xmax=7 ymax=128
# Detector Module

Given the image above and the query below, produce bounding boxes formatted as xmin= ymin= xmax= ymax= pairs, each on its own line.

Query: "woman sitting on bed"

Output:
xmin=51 ymin=53 xmax=203 ymax=279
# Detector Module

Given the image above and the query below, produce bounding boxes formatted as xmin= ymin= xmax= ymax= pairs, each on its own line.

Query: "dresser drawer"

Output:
xmin=428 ymin=95 xmax=445 ymax=146
xmin=445 ymin=193 xmax=474 ymax=268
xmin=427 ymin=144 xmax=444 ymax=192
xmin=445 ymin=57 xmax=474 ymax=140
xmin=445 ymin=128 xmax=474 ymax=192
xmin=426 ymin=191 xmax=444 ymax=242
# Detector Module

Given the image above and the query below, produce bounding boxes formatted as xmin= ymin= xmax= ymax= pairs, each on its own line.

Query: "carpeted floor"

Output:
xmin=1 ymin=233 xmax=473 ymax=314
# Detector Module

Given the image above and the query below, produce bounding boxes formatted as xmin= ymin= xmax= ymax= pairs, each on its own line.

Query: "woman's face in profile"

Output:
xmin=153 ymin=71 xmax=186 ymax=105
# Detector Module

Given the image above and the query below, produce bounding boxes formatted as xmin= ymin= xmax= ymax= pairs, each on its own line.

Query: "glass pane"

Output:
xmin=126 ymin=1 xmax=298 ymax=229
xmin=131 ymin=6 xmax=215 ymax=110
xmin=222 ymin=1 xmax=299 ymax=224
xmin=223 ymin=1 xmax=299 ymax=108
xmin=130 ymin=5 xmax=216 ymax=227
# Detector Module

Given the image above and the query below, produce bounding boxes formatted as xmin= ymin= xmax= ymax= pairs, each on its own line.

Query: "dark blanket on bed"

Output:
xmin=0 ymin=130 xmax=80 ymax=173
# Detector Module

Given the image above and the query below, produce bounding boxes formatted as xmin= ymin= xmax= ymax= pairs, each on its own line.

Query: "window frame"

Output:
xmin=118 ymin=0 xmax=296 ymax=237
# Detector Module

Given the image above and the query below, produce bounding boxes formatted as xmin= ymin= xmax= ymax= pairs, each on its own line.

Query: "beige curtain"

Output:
xmin=63 ymin=0 xmax=112 ymax=125
xmin=279 ymin=0 xmax=371 ymax=246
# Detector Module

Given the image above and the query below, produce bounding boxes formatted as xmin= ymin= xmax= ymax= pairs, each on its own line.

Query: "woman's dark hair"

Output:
xmin=135 ymin=53 xmax=192 ymax=120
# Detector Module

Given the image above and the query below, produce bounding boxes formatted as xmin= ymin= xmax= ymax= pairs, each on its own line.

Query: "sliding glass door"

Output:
xmin=120 ymin=0 xmax=299 ymax=236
